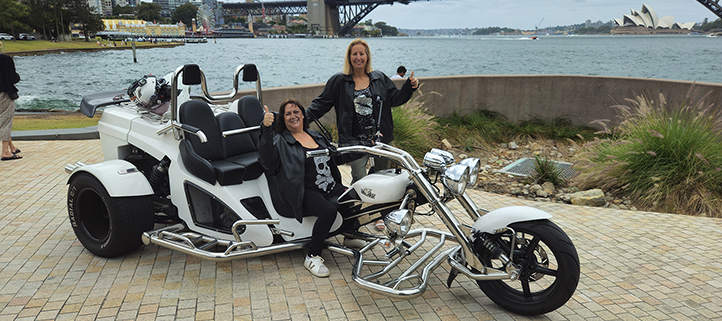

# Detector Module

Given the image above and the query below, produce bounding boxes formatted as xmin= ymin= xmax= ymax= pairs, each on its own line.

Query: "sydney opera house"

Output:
xmin=611 ymin=4 xmax=696 ymax=35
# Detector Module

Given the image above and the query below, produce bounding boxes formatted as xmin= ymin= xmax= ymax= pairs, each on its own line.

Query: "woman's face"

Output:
xmin=349 ymin=43 xmax=367 ymax=72
xmin=283 ymin=103 xmax=304 ymax=131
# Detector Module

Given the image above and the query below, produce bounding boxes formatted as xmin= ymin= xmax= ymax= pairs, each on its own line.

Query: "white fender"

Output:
xmin=69 ymin=160 xmax=154 ymax=197
xmin=472 ymin=206 xmax=552 ymax=233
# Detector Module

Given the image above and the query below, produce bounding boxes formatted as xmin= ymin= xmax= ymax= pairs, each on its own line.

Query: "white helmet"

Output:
xmin=128 ymin=75 xmax=160 ymax=108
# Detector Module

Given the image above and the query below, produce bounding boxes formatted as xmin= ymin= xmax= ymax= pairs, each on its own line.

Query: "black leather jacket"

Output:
xmin=0 ymin=54 xmax=20 ymax=95
xmin=306 ymin=70 xmax=417 ymax=144
xmin=258 ymin=125 xmax=348 ymax=223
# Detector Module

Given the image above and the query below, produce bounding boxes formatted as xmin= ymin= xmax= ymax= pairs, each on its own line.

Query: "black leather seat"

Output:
xmin=231 ymin=95 xmax=265 ymax=145
xmin=216 ymin=112 xmax=263 ymax=181
xmin=179 ymin=100 xmax=247 ymax=186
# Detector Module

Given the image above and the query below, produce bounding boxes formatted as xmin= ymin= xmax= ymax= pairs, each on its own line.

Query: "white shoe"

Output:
xmin=343 ymin=237 xmax=368 ymax=249
xmin=304 ymin=255 xmax=330 ymax=277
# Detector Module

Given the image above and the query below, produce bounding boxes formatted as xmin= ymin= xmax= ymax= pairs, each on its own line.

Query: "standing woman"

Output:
xmin=0 ymin=51 xmax=21 ymax=161
xmin=306 ymin=38 xmax=418 ymax=230
xmin=258 ymin=99 xmax=354 ymax=278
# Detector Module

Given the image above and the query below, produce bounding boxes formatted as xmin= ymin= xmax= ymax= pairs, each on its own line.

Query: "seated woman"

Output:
xmin=258 ymin=98 xmax=351 ymax=277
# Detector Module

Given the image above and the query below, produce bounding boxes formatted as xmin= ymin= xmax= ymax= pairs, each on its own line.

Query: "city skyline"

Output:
xmin=361 ymin=0 xmax=715 ymax=30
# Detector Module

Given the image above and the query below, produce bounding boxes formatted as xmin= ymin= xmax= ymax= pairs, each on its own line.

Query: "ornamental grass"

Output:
xmin=391 ymin=90 xmax=439 ymax=159
xmin=572 ymin=87 xmax=722 ymax=217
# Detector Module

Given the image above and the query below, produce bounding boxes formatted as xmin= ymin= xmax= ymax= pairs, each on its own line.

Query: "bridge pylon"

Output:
xmin=307 ymin=0 xmax=340 ymax=35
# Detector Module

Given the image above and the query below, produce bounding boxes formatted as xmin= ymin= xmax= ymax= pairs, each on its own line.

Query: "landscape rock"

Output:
xmin=570 ymin=189 xmax=607 ymax=207
xmin=442 ymin=139 xmax=453 ymax=149
xmin=541 ymin=182 xmax=555 ymax=193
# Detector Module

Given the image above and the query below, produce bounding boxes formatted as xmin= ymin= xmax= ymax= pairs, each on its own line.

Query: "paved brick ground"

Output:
xmin=1 ymin=140 xmax=722 ymax=320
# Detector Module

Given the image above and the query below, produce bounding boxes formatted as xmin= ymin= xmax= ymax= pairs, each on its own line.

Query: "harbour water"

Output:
xmin=12 ymin=35 xmax=722 ymax=112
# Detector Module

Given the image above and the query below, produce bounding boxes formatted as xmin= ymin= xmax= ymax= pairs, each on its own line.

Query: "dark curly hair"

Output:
xmin=275 ymin=98 xmax=309 ymax=134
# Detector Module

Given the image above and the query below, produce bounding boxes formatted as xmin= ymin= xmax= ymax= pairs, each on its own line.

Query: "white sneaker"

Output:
xmin=343 ymin=237 xmax=368 ymax=249
xmin=304 ymin=255 xmax=330 ymax=277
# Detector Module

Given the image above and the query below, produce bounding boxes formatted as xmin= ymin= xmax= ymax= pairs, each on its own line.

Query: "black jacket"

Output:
xmin=258 ymin=125 xmax=348 ymax=223
xmin=306 ymin=70 xmax=417 ymax=144
xmin=0 ymin=54 xmax=20 ymax=95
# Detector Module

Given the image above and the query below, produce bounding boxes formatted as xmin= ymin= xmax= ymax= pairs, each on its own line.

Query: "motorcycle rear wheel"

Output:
xmin=476 ymin=219 xmax=580 ymax=316
xmin=67 ymin=172 xmax=154 ymax=257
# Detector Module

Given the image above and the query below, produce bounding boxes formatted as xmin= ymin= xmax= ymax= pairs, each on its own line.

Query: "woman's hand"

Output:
xmin=409 ymin=71 xmax=418 ymax=89
xmin=262 ymin=105 xmax=274 ymax=127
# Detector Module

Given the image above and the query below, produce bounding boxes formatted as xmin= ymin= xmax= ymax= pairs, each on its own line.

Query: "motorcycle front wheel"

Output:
xmin=476 ymin=219 xmax=580 ymax=316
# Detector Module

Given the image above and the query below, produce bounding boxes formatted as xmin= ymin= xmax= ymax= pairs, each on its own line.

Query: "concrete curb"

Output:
xmin=11 ymin=126 xmax=99 ymax=140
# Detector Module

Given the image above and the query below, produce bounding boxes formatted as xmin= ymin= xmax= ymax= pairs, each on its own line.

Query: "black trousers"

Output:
xmin=302 ymin=187 xmax=343 ymax=256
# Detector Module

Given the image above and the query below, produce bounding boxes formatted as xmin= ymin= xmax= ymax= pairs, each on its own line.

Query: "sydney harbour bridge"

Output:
xmin=221 ymin=0 xmax=722 ymax=36
xmin=221 ymin=0 xmax=436 ymax=36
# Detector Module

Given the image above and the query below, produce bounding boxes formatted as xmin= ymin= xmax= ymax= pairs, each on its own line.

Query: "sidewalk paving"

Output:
xmin=1 ymin=139 xmax=721 ymax=320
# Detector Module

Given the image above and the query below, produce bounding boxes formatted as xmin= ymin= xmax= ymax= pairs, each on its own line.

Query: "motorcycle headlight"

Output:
xmin=443 ymin=164 xmax=470 ymax=195
xmin=384 ymin=209 xmax=413 ymax=238
xmin=458 ymin=157 xmax=481 ymax=186
xmin=423 ymin=149 xmax=455 ymax=171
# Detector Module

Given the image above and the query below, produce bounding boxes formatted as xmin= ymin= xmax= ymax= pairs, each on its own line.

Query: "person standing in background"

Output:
xmin=390 ymin=66 xmax=406 ymax=79
xmin=0 ymin=51 xmax=22 ymax=161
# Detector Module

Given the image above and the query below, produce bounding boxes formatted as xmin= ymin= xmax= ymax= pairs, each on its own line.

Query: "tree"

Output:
xmin=374 ymin=21 xmax=398 ymax=36
xmin=113 ymin=5 xmax=135 ymax=16
xmin=68 ymin=0 xmax=103 ymax=41
xmin=0 ymin=0 xmax=30 ymax=36
xmin=701 ymin=18 xmax=722 ymax=32
xmin=137 ymin=2 xmax=161 ymax=22
xmin=171 ymin=2 xmax=196 ymax=27
xmin=286 ymin=22 xmax=306 ymax=34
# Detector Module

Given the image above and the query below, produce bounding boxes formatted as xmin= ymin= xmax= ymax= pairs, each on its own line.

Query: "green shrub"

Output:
xmin=437 ymin=109 xmax=511 ymax=145
xmin=436 ymin=110 xmax=595 ymax=148
xmin=532 ymin=154 xmax=565 ymax=186
xmin=516 ymin=117 xmax=597 ymax=141
xmin=573 ymin=88 xmax=722 ymax=217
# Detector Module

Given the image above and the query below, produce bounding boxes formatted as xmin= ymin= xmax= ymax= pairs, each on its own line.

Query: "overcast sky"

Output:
xmin=357 ymin=0 xmax=716 ymax=30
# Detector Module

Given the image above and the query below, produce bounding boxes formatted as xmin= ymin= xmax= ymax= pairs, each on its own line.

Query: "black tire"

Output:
xmin=67 ymin=172 xmax=154 ymax=257
xmin=476 ymin=219 xmax=580 ymax=316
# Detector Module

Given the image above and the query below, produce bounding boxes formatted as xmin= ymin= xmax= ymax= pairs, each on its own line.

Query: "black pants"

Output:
xmin=303 ymin=187 xmax=343 ymax=256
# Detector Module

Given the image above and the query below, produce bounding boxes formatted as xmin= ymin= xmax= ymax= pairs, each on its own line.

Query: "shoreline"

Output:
xmin=3 ymin=42 xmax=184 ymax=57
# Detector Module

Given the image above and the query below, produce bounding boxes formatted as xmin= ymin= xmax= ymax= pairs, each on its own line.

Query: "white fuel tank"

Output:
xmin=351 ymin=169 xmax=411 ymax=204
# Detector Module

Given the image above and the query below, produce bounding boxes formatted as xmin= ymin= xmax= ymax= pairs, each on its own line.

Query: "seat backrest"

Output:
xmin=216 ymin=112 xmax=256 ymax=158
xmin=179 ymin=100 xmax=224 ymax=161
xmin=231 ymin=95 xmax=265 ymax=145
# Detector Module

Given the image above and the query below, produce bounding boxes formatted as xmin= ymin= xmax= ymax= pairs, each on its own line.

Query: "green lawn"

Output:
xmin=12 ymin=113 xmax=100 ymax=131
xmin=0 ymin=39 xmax=179 ymax=54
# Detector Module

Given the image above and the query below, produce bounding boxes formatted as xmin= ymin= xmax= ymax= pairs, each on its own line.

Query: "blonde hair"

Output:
xmin=343 ymin=38 xmax=373 ymax=75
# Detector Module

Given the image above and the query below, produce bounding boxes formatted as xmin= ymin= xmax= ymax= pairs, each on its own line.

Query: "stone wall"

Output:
xmin=231 ymin=75 xmax=722 ymax=129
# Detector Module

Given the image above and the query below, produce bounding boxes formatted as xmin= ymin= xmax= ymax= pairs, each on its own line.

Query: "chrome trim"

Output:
xmin=459 ymin=157 xmax=481 ymax=186
xmin=329 ymin=228 xmax=458 ymax=299
xmin=167 ymin=64 xmax=262 ymax=140
xmin=447 ymin=246 xmax=509 ymax=281
xmin=141 ymin=223 xmax=304 ymax=262
xmin=222 ymin=125 xmax=260 ymax=137
xmin=443 ymin=164 xmax=469 ymax=195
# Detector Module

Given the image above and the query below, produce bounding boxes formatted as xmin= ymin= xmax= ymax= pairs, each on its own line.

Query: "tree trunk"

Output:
xmin=60 ymin=9 xmax=64 ymax=41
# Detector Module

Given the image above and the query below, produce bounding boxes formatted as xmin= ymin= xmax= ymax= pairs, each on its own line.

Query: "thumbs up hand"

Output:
xmin=409 ymin=71 xmax=418 ymax=89
xmin=262 ymin=105 xmax=274 ymax=127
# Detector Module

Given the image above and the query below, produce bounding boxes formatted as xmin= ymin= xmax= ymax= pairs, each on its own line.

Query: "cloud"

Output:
xmin=363 ymin=0 xmax=715 ymax=30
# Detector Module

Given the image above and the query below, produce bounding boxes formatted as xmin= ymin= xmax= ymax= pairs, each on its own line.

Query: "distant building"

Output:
xmin=87 ymin=0 xmax=140 ymax=16
xmin=103 ymin=19 xmax=186 ymax=37
xmin=612 ymin=4 xmax=695 ymax=35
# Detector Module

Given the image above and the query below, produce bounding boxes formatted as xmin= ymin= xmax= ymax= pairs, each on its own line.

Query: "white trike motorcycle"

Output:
xmin=65 ymin=64 xmax=579 ymax=316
